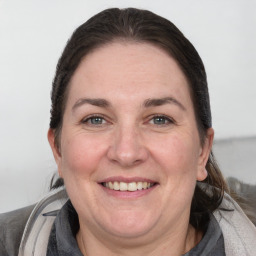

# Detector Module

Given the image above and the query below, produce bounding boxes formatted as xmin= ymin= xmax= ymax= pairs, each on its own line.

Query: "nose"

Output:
xmin=107 ymin=125 xmax=149 ymax=167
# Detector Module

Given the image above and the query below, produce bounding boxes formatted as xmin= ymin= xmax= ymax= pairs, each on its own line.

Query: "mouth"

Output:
xmin=101 ymin=181 xmax=157 ymax=192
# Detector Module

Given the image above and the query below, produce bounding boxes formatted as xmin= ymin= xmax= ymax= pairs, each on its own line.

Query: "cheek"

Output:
xmin=150 ymin=134 xmax=199 ymax=176
xmin=60 ymin=133 xmax=107 ymax=178
xmin=148 ymin=134 xmax=200 ymax=215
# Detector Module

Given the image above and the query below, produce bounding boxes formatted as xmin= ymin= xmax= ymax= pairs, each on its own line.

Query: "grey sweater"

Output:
xmin=0 ymin=205 xmax=34 ymax=256
xmin=0 ymin=188 xmax=255 ymax=256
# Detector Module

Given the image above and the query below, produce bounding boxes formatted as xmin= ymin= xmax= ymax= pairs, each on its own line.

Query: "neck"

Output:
xmin=76 ymin=221 xmax=202 ymax=256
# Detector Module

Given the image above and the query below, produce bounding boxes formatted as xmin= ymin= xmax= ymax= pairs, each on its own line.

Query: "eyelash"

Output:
xmin=81 ymin=114 xmax=108 ymax=126
xmin=80 ymin=114 xmax=175 ymax=127
xmin=148 ymin=115 xmax=175 ymax=126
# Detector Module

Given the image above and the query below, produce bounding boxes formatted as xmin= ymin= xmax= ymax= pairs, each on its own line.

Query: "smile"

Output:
xmin=101 ymin=181 xmax=155 ymax=191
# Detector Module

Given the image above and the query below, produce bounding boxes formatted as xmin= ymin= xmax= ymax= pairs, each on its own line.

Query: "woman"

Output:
xmin=1 ymin=8 xmax=255 ymax=256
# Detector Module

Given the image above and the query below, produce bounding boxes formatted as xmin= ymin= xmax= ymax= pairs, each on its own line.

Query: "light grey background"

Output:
xmin=0 ymin=0 xmax=255 ymax=213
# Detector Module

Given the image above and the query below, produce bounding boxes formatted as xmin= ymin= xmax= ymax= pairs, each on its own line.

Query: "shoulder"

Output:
xmin=213 ymin=193 xmax=256 ymax=256
xmin=0 ymin=188 xmax=68 ymax=256
xmin=0 ymin=205 xmax=35 ymax=256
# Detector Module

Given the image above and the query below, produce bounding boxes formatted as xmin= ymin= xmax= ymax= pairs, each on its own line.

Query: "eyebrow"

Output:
xmin=72 ymin=96 xmax=186 ymax=111
xmin=72 ymin=98 xmax=111 ymax=111
xmin=143 ymin=97 xmax=186 ymax=110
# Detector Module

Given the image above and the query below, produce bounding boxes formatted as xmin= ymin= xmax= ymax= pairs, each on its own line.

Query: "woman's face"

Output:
xmin=49 ymin=42 xmax=213 ymax=241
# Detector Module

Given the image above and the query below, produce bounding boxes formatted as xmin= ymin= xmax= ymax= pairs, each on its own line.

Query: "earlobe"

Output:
xmin=47 ymin=129 xmax=63 ymax=177
xmin=197 ymin=128 xmax=214 ymax=181
xmin=197 ymin=168 xmax=208 ymax=181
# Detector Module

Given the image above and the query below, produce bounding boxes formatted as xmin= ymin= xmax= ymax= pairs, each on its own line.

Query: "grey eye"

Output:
xmin=152 ymin=116 xmax=170 ymax=125
xmin=89 ymin=117 xmax=104 ymax=124
xmin=148 ymin=115 xmax=175 ymax=126
xmin=82 ymin=116 xmax=106 ymax=125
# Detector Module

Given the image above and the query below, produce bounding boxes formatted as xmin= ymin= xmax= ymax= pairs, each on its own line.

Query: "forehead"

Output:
xmin=68 ymin=42 xmax=191 ymax=106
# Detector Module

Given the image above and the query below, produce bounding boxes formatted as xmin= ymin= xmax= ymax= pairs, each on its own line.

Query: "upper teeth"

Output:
xmin=103 ymin=181 xmax=154 ymax=191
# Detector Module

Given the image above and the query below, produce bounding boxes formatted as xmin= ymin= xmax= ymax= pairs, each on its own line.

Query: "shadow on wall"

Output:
xmin=213 ymin=136 xmax=256 ymax=185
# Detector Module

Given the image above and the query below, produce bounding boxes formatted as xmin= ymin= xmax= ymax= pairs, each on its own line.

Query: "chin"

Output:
xmin=99 ymin=209 xmax=158 ymax=238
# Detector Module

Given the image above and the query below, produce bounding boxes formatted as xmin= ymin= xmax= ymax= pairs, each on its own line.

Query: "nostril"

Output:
xmin=107 ymin=147 xmax=149 ymax=167
xmin=106 ymin=130 xmax=150 ymax=167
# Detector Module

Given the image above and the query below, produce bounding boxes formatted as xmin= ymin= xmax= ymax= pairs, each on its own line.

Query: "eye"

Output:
xmin=82 ymin=115 xmax=107 ymax=125
xmin=149 ymin=115 xmax=174 ymax=126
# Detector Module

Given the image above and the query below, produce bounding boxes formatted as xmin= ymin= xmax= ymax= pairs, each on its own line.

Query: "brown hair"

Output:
xmin=49 ymin=8 xmax=229 ymax=230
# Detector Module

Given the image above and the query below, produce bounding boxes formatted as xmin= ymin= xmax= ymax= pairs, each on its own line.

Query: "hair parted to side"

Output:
xmin=49 ymin=8 xmax=229 ymax=230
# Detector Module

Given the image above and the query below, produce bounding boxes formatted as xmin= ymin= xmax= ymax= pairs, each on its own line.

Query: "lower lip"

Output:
xmin=99 ymin=184 xmax=157 ymax=199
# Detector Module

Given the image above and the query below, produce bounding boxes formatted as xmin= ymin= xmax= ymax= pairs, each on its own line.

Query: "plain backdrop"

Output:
xmin=0 ymin=0 xmax=256 ymax=213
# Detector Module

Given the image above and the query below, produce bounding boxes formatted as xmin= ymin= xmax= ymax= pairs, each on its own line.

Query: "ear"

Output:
xmin=197 ymin=128 xmax=214 ymax=181
xmin=47 ymin=129 xmax=63 ymax=178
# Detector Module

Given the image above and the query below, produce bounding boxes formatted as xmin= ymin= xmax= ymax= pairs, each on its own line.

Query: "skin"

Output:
xmin=48 ymin=42 xmax=214 ymax=255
